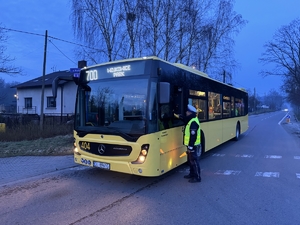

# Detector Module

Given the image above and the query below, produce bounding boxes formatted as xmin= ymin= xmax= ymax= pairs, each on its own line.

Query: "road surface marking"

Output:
xmin=215 ymin=170 xmax=241 ymax=175
xmin=235 ymin=154 xmax=254 ymax=158
xmin=264 ymin=155 xmax=282 ymax=159
xmin=255 ymin=172 xmax=280 ymax=178
xmin=212 ymin=154 xmax=226 ymax=157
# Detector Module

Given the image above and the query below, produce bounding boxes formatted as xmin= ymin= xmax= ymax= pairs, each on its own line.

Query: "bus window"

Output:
xmin=159 ymin=104 xmax=172 ymax=130
xmin=148 ymin=81 xmax=158 ymax=133
xmin=222 ymin=95 xmax=231 ymax=118
xmin=231 ymin=97 xmax=235 ymax=117
xmin=240 ymin=98 xmax=245 ymax=115
xmin=208 ymin=92 xmax=221 ymax=119
xmin=242 ymin=99 xmax=245 ymax=115
xmin=189 ymin=90 xmax=207 ymax=121
xmin=189 ymin=98 xmax=207 ymax=121
xmin=235 ymin=98 xmax=243 ymax=116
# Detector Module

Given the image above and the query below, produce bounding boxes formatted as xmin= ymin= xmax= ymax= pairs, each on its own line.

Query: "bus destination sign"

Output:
xmin=84 ymin=61 xmax=146 ymax=82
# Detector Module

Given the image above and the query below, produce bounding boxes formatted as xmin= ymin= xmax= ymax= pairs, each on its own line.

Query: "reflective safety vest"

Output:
xmin=184 ymin=117 xmax=201 ymax=146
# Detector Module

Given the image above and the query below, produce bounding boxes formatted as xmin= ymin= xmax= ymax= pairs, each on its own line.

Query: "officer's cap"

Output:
xmin=187 ymin=104 xmax=197 ymax=113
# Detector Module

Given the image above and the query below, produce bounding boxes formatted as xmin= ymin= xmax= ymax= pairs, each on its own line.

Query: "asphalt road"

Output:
xmin=0 ymin=111 xmax=299 ymax=225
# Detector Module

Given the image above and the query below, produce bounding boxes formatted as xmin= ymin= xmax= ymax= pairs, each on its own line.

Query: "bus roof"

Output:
xmin=84 ymin=56 xmax=247 ymax=93
xmin=173 ymin=63 xmax=209 ymax=77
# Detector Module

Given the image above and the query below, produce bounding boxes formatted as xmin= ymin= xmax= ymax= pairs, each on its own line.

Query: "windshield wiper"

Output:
xmin=75 ymin=126 xmax=136 ymax=141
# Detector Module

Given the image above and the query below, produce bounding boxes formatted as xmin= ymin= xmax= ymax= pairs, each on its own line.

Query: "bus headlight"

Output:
xmin=132 ymin=144 xmax=149 ymax=164
xmin=74 ymin=147 xmax=81 ymax=155
xmin=138 ymin=155 xmax=146 ymax=163
xmin=141 ymin=149 xmax=147 ymax=156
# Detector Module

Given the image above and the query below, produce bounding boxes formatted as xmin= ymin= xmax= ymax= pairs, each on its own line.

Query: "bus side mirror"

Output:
xmin=52 ymin=75 xmax=74 ymax=98
xmin=159 ymin=82 xmax=170 ymax=104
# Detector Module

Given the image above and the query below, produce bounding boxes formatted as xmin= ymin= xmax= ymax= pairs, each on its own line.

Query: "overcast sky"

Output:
xmin=1 ymin=0 xmax=300 ymax=97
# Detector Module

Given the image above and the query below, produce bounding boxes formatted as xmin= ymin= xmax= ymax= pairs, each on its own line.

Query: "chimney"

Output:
xmin=78 ymin=60 xmax=87 ymax=68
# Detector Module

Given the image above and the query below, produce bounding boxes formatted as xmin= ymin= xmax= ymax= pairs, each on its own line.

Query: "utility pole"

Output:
xmin=40 ymin=30 xmax=47 ymax=131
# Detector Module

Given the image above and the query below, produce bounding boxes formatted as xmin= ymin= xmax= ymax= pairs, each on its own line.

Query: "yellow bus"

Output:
xmin=54 ymin=56 xmax=248 ymax=177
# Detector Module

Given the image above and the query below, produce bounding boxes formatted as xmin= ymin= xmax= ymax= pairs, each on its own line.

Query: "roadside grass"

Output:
xmin=0 ymin=124 xmax=73 ymax=158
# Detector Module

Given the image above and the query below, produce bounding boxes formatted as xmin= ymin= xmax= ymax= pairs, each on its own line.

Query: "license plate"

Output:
xmin=93 ymin=161 xmax=110 ymax=170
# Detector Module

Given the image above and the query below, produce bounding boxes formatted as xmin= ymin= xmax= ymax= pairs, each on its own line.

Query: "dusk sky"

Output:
xmin=1 ymin=0 xmax=300 ymax=97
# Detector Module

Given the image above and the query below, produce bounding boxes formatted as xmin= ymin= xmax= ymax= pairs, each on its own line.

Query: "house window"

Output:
xmin=47 ymin=97 xmax=56 ymax=108
xmin=25 ymin=98 xmax=32 ymax=108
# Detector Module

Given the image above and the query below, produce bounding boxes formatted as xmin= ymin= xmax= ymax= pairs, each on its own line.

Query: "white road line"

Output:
xmin=264 ymin=155 xmax=282 ymax=159
xmin=296 ymin=173 xmax=300 ymax=179
xmin=294 ymin=156 xmax=300 ymax=160
xmin=212 ymin=154 xmax=226 ymax=157
xmin=214 ymin=170 xmax=241 ymax=175
xmin=235 ymin=154 xmax=254 ymax=158
xmin=278 ymin=113 xmax=289 ymax=125
xmin=255 ymin=172 xmax=280 ymax=178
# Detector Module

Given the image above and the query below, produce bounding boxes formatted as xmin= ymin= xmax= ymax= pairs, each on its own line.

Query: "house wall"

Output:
xmin=55 ymin=82 xmax=77 ymax=115
xmin=16 ymin=82 xmax=77 ymax=115
xmin=16 ymin=88 xmax=41 ymax=114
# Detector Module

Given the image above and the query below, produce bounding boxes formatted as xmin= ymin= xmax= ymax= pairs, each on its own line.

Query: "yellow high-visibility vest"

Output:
xmin=184 ymin=117 xmax=200 ymax=146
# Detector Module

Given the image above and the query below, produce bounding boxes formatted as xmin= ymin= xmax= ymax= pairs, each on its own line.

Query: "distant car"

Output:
xmin=282 ymin=108 xmax=288 ymax=112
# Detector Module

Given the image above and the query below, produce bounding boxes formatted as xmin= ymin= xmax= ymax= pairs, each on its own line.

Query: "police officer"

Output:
xmin=183 ymin=104 xmax=201 ymax=183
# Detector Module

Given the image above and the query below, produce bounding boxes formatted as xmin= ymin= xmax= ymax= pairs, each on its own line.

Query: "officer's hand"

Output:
xmin=174 ymin=113 xmax=183 ymax=120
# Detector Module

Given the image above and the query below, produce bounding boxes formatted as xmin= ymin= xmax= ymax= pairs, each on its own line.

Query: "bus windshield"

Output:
xmin=75 ymin=78 xmax=148 ymax=138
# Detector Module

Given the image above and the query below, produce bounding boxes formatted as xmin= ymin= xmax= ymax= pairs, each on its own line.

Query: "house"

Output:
xmin=13 ymin=70 xmax=77 ymax=116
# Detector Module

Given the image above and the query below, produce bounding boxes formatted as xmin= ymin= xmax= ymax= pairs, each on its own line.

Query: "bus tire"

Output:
xmin=234 ymin=123 xmax=240 ymax=141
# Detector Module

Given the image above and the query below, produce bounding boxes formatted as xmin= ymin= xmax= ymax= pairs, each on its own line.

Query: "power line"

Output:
xmin=0 ymin=26 xmax=103 ymax=52
xmin=0 ymin=27 xmax=45 ymax=37
xmin=48 ymin=39 xmax=76 ymax=65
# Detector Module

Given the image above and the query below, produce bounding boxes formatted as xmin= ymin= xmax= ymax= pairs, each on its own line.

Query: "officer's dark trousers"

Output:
xmin=187 ymin=147 xmax=201 ymax=180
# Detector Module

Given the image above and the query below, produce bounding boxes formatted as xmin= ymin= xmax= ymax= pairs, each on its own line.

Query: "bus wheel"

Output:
xmin=234 ymin=123 xmax=240 ymax=141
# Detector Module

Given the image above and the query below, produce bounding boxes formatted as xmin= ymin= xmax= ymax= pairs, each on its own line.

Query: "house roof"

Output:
xmin=12 ymin=70 xmax=73 ymax=89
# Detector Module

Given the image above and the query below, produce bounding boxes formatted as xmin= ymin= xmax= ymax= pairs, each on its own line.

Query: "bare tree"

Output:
xmin=175 ymin=0 xmax=206 ymax=64
xmin=260 ymin=18 xmax=300 ymax=106
xmin=264 ymin=89 xmax=284 ymax=110
xmin=138 ymin=0 xmax=165 ymax=56
xmin=191 ymin=0 xmax=246 ymax=78
xmin=160 ymin=0 xmax=179 ymax=61
xmin=281 ymin=71 xmax=300 ymax=106
xmin=0 ymin=78 xmax=6 ymax=102
xmin=260 ymin=18 xmax=300 ymax=87
xmin=0 ymin=26 xmax=22 ymax=75
xmin=71 ymin=0 xmax=124 ymax=62
xmin=121 ymin=0 xmax=143 ymax=58
xmin=70 ymin=0 xmax=245 ymax=80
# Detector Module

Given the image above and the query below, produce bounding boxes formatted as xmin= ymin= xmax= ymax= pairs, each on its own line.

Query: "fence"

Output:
xmin=0 ymin=113 xmax=74 ymax=128
xmin=16 ymin=106 xmax=37 ymax=114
